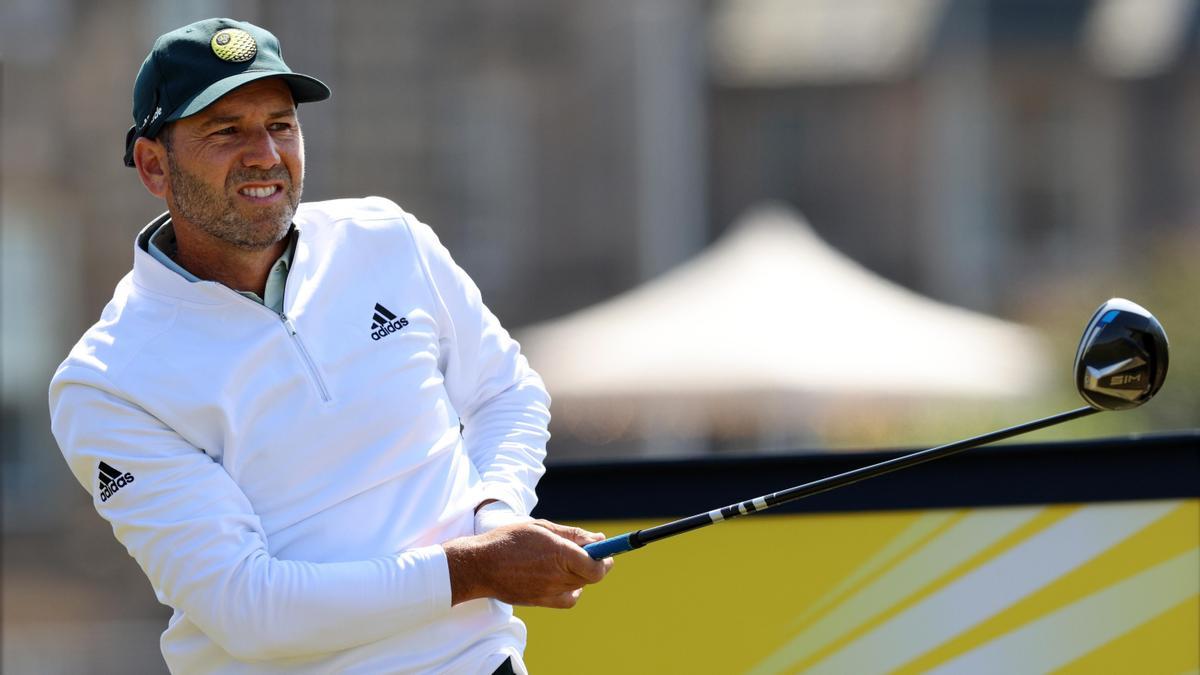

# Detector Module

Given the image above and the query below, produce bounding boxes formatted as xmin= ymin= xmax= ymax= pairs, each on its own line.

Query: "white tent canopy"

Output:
xmin=517 ymin=204 xmax=1049 ymax=441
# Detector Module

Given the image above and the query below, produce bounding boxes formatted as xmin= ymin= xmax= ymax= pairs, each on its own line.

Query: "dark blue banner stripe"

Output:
xmin=533 ymin=433 xmax=1200 ymax=521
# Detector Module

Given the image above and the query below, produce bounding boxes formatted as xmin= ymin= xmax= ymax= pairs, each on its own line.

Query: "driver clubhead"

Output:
xmin=1074 ymin=298 xmax=1169 ymax=411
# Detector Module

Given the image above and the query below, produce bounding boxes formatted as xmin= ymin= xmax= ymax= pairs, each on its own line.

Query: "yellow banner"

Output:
xmin=519 ymin=499 xmax=1199 ymax=674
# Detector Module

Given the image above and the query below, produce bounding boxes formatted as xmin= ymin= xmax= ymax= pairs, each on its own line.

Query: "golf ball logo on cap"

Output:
xmin=211 ymin=28 xmax=257 ymax=63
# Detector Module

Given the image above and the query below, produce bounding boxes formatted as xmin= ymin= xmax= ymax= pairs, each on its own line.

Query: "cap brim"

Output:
xmin=124 ymin=71 xmax=329 ymax=167
xmin=169 ymin=70 xmax=331 ymax=123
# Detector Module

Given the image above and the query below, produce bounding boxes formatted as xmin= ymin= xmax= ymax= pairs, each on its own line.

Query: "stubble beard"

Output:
xmin=166 ymin=158 xmax=302 ymax=251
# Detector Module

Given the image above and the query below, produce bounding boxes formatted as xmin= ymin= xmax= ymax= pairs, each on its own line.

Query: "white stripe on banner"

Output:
xmin=708 ymin=508 xmax=724 ymax=523
xmin=786 ymin=512 xmax=958 ymax=630
xmin=927 ymin=547 xmax=1199 ymax=675
xmin=747 ymin=507 xmax=1044 ymax=675
xmin=753 ymin=497 xmax=768 ymax=511
xmin=804 ymin=501 xmax=1178 ymax=675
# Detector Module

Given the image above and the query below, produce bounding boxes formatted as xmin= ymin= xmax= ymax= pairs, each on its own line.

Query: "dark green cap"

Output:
xmin=124 ymin=18 xmax=330 ymax=167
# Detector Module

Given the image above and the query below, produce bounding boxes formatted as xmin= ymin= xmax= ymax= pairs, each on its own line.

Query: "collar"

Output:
xmin=131 ymin=212 xmax=302 ymax=306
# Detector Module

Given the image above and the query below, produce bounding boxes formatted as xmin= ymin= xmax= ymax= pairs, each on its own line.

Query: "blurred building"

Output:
xmin=710 ymin=0 xmax=1200 ymax=310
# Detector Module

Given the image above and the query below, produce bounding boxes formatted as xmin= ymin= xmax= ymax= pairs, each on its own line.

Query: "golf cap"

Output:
xmin=123 ymin=18 xmax=330 ymax=167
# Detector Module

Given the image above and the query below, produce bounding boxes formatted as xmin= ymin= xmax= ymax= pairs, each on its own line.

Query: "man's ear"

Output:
xmin=133 ymin=136 xmax=170 ymax=199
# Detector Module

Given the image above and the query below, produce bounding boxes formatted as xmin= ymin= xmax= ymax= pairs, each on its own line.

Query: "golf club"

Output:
xmin=583 ymin=297 xmax=1169 ymax=560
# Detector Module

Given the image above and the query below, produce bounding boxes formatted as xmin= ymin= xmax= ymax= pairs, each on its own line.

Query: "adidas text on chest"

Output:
xmin=370 ymin=303 xmax=410 ymax=341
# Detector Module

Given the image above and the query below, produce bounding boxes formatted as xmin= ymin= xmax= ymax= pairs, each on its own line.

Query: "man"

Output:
xmin=49 ymin=18 xmax=611 ymax=674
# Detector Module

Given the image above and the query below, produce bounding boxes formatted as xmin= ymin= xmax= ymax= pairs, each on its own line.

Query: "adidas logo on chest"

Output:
xmin=370 ymin=303 xmax=409 ymax=341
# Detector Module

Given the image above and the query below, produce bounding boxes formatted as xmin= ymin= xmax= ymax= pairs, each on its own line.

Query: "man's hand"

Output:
xmin=443 ymin=520 xmax=614 ymax=609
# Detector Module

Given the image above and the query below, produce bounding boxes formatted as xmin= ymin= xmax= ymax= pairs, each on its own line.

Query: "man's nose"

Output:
xmin=241 ymin=127 xmax=281 ymax=169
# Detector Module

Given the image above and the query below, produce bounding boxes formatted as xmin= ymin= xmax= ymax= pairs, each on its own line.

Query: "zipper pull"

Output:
xmin=281 ymin=315 xmax=298 ymax=335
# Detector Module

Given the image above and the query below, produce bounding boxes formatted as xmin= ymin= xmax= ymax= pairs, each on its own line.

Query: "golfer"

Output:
xmin=49 ymin=18 xmax=611 ymax=674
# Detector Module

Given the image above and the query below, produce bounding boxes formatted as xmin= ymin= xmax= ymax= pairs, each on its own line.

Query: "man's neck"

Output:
xmin=170 ymin=218 xmax=289 ymax=298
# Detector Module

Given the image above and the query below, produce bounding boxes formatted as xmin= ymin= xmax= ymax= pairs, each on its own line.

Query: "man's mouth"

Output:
xmin=238 ymin=184 xmax=282 ymax=199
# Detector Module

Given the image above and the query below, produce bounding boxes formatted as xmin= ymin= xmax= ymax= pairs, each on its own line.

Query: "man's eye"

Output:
xmin=269 ymin=122 xmax=293 ymax=131
xmin=213 ymin=127 xmax=237 ymax=136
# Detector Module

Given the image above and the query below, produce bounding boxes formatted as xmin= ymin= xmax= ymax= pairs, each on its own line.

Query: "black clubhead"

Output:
xmin=1074 ymin=298 xmax=1169 ymax=411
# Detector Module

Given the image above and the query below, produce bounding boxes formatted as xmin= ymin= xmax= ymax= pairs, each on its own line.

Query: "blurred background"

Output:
xmin=2 ymin=0 xmax=1198 ymax=672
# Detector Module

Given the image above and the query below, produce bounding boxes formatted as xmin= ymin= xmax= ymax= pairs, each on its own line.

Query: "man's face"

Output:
xmin=162 ymin=78 xmax=304 ymax=251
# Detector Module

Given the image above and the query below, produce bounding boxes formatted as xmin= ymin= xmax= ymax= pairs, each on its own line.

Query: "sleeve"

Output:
xmin=48 ymin=366 xmax=453 ymax=662
xmin=405 ymin=214 xmax=550 ymax=517
xmin=474 ymin=500 xmax=533 ymax=535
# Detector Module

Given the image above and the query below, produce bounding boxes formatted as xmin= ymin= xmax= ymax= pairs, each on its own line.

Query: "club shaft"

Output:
xmin=584 ymin=406 xmax=1098 ymax=559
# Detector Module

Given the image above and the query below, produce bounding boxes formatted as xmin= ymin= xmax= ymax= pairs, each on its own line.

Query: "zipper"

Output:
xmin=280 ymin=314 xmax=333 ymax=403
xmin=199 ymin=243 xmax=331 ymax=403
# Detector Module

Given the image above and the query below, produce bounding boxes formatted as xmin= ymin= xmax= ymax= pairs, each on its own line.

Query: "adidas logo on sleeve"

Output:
xmin=98 ymin=461 xmax=135 ymax=502
xmin=370 ymin=303 xmax=409 ymax=341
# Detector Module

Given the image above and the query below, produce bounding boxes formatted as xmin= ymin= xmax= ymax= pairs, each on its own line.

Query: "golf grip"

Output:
xmin=583 ymin=406 xmax=1098 ymax=559
xmin=581 ymin=532 xmax=641 ymax=558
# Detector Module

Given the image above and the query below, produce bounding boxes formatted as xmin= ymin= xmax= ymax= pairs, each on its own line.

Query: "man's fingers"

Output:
xmin=589 ymin=554 xmax=614 ymax=582
xmin=534 ymin=519 xmax=605 ymax=546
xmin=562 ymin=545 xmax=611 ymax=584
xmin=526 ymin=519 xmax=613 ymax=584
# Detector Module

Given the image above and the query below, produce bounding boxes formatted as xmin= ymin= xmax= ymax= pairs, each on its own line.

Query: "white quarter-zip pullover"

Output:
xmin=49 ymin=197 xmax=550 ymax=674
